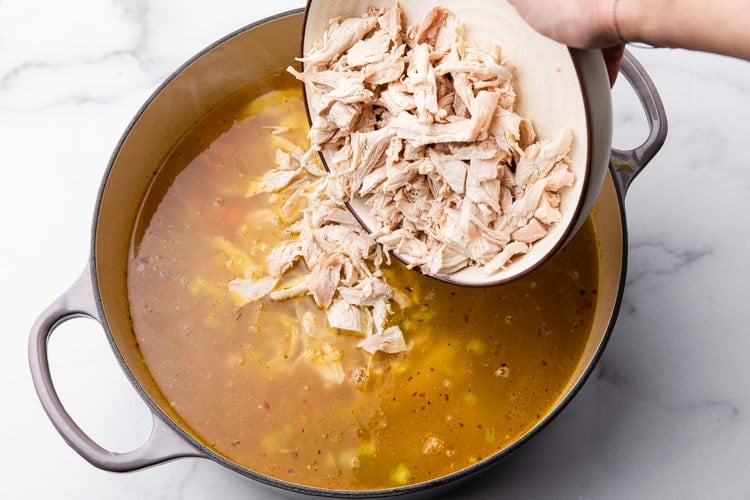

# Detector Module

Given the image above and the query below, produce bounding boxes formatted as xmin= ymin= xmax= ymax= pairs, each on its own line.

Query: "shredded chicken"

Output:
xmin=232 ymin=132 xmax=407 ymax=359
xmin=227 ymin=4 xmax=578 ymax=375
xmin=291 ymin=4 xmax=576 ymax=276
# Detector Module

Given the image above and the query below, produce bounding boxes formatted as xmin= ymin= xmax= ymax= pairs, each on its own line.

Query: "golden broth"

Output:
xmin=127 ymin=73 xmax=598 ymax=490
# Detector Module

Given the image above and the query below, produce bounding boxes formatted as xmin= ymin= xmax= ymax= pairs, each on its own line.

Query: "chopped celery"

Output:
xmin=485 ymin=427 xmax=496 ymax=443
xmin=414 ymin=305 xmax=436 ymax=321
xmin=466 ymin=338 xmax=488 ymax=355
xmin=390 ymin=463 xmax=412 ymax=485
xmin=188 ymin=277 xmax=211 ymax=296
xmin=358 ymin=441 xmax=376 ymax=459
xmin=463 ymin=392 xmax=479 ymax=407
xmin=260 ymin=424 xmax=294 ymax=452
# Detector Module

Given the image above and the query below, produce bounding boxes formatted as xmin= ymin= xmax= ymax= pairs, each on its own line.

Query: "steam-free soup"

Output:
xmin=127 ymin=73 xmax=598 ymax=490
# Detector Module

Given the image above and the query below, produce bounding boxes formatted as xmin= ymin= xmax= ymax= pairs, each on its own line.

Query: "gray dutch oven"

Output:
xmin=29 ymin=8 xmax=667 ymax=499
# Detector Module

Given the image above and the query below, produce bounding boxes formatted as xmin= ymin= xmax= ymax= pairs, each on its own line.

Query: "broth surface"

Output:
xmin=127 ymin=74 xmax=598 ymax=490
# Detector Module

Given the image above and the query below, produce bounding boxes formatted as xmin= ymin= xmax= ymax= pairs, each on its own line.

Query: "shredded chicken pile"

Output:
xmin=229 ymin=131 xmax=409 ymax=356
xmin=230 ymin=4 xmax=577 ymax=361
xmin=290 ymin=4 xmax=575 ymax=275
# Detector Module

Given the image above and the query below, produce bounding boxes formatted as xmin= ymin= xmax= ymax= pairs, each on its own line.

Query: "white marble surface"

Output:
xmin=4 ymin=1 xmax=750 ymax=498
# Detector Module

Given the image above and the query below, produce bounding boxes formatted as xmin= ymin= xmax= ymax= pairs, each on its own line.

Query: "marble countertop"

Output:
xmin=4 ymin=1 xmax=749 ymax=498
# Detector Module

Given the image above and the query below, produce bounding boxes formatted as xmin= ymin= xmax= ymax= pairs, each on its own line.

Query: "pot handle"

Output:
xmin=28 ymin=266 xmax=205 ymax=472
xmin=612 ymin=50 xmax=668 ymax=193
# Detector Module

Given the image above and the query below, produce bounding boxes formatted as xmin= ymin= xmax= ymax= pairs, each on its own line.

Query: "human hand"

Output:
xmin=507 ymin=0 xmax=622 ymax=48
xmin=509 ymin=0 xmax=750 ymax=65
xmin=507 ymin=0 xmax=625 ymax=86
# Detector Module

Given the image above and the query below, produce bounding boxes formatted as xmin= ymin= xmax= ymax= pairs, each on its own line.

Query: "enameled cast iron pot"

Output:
xmin=29 ymin=9 xmax=667 ymax=499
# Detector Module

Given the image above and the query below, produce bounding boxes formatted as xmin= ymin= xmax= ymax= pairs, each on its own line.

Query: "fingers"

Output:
xmin=506 ymin=1 xmax=625 ymax=86
xmin=507 ymin=0 xmax=622 ymax=49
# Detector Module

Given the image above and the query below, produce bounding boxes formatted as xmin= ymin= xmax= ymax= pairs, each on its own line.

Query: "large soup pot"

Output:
xmin=29 ymin=9 xmax=667 ymax=499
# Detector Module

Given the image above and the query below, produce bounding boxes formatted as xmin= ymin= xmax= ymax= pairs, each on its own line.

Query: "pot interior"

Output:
xmin=563 ymin=174 xmax=623 ymax=393
xmin=92 ymin=8 xmax=624 ymax=493
xmin=94 ymin=11 xmax=307 ymax=435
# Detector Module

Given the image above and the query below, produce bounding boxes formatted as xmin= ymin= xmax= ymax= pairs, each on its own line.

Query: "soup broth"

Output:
xmin=127 ymin=73 xmax=598 ymax=490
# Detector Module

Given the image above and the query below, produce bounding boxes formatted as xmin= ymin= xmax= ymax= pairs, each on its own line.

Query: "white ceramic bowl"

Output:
xmin=302 ymin=0 xmax=613 ymax=286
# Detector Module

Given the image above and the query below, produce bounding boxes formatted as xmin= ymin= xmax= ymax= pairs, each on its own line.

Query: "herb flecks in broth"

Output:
xmin=128 ymin=76 xmax=598 ymax=490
